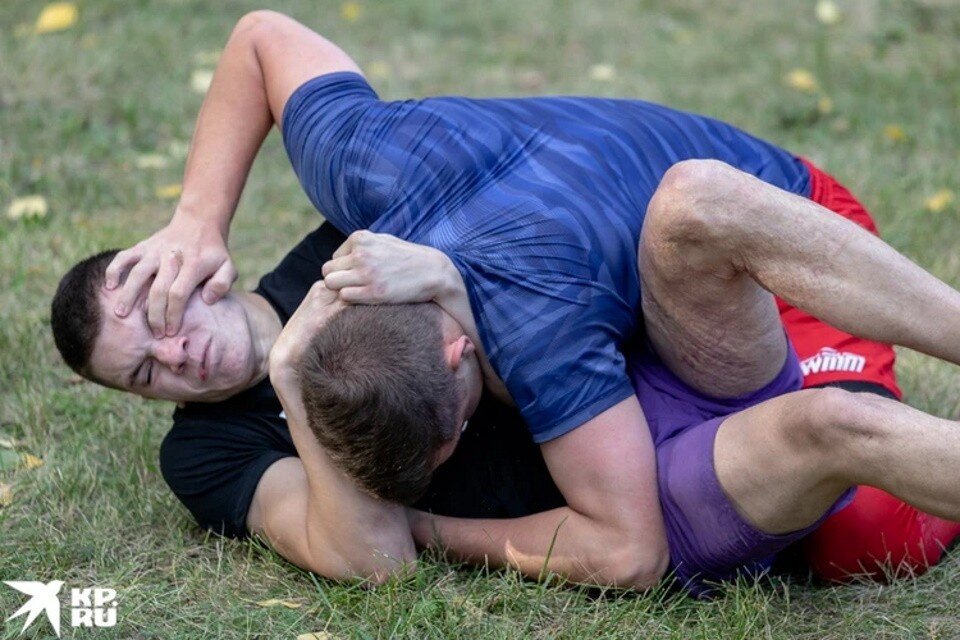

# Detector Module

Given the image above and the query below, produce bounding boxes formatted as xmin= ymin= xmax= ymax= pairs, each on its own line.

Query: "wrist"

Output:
xmin=432 ymin=252 xmax=463 ymax=303
xmin=173 ymin=200 xmax=231 ymax=239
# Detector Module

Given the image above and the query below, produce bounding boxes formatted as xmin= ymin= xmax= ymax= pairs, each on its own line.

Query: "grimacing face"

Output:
xmin=88 ymin=285 xmax=259 ymax=402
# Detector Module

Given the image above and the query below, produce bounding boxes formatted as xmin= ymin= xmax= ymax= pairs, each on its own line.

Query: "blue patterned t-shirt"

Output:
xmin=282 ymin=72 xmax=810 ymax=442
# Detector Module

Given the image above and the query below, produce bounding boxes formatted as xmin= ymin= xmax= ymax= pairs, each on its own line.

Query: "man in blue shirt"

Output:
xmin=91 ymin=11 xmax=960 ymax=593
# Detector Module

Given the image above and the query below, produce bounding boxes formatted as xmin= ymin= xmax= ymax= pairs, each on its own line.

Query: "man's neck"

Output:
xmin=237 ymin=292 xmax=282 ymax=388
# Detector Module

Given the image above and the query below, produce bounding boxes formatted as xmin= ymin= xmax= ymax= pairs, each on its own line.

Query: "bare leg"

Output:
xmin=641 ymin=159 xmax=960 ymax=396
xmin=714 ymin=387 xmax=960 ymax=533
xmin=639 ymin=159 xmax=960 ymax=534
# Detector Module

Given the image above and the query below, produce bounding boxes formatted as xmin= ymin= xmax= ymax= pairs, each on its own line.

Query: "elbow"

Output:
xmin=234 ymin=10 xmax=286 ymax=34
xmin=301 ymin=548 xmax=418 ymax=586
xmin=612 ymin=545 xmax=670 ymax=591
xmin=232 ymin=10 xmax=294 ymax=48
xmin=327 ymin=535 xmax=419 ymax=586
xmin=590 ymin=537 xmax=670 ymax=591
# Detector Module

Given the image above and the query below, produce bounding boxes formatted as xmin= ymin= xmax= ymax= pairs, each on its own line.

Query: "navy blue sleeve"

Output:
xmin=281 ymin=72 xmax=395 ymax=234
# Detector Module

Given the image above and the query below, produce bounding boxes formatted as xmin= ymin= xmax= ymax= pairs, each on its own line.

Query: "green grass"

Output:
xmin=2 ymin=0 xmax=959 ymax=637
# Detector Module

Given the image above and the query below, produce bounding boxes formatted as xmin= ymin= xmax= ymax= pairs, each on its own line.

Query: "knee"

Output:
xmin=644 ymin=159 xmax=739 ymax=251
xmin=783 ymin=388 xmax=887 ymax=465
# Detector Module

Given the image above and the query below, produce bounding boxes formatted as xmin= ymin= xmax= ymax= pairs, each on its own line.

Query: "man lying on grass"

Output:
xmin=52 ymin=10 xmax=960 ymax=591
xmin=53 ymin=218 xmax=959 ymax=592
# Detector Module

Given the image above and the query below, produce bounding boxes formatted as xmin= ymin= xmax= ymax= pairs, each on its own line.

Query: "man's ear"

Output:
xmin=444 ymin=335 xmax=474 ymax=371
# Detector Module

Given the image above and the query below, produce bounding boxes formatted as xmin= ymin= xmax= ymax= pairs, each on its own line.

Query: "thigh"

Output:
xmin=712 ymin=390 xmax=854 ymax=535
xmin=638 ymin=211 xmax=787 ymax=398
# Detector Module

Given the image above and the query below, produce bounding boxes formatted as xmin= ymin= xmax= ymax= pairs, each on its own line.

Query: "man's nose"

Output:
xmin=153 ymin=336 xmax=189 ymax=373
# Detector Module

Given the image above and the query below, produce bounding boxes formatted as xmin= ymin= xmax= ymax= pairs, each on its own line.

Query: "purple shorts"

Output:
xmin=627 ymin=340 xmax=856 ymax=596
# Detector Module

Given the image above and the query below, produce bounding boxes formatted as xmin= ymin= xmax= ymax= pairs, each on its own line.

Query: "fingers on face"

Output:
xmin=114 ymin=258 xmax=157 ymax=316
xmin=202 ymin=260 xmax=238 ymax=304
xmin=103 ymin=247 xmax=143 ymax=295
xmin=163 ymin=267 xmax=202 ymax=336
xmin=146 ymin=252 xmax=183 ymax=337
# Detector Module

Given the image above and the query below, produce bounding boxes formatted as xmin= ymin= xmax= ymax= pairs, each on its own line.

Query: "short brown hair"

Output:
xmin=298 ymin=303 xmax=462 ymax=504
xmin=50 ymin=249 xmax=120 ymax=380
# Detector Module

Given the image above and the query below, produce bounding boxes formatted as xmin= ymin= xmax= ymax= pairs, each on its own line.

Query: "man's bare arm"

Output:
xmin=320 ymin=233 xmax=669 ymax=589
xmin=410 ymin=397 xmax=669 ymax=590
xmin=107 ymin=11 xmax=362 ymax=335
xmin=246 ymin=281 xmax=416 ymax=582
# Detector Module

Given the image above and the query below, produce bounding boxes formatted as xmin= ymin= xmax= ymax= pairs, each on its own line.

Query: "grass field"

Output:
xmin=2 ymin=0 xmax=960 ymax=637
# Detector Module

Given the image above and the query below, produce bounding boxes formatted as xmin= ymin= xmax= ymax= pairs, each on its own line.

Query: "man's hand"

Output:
xmin=269 ymin=280 xmax=346 ymax=379
xmin=321 ymin=230 xmax=454 ymax=304
xmin=104 ymin=210 xmax=237 ymax=337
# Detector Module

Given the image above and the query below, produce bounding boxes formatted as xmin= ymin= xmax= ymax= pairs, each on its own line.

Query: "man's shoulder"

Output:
xmin=172 ymin=377 xmax=282 ymax=426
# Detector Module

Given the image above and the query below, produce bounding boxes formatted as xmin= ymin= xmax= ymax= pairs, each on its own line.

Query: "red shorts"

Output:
xmin=778 ymin=159 xmax=960 ymax=582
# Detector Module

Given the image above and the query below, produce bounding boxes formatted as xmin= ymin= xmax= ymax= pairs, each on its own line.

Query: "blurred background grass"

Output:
xmin=1 ymin=0 xmax=959 ymax=637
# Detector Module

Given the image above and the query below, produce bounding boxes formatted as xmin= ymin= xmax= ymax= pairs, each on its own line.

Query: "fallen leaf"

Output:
xmin=155 ymin=184 xmax=183 ymax=199
xmin=784 ymin=69 xmax=818 ymax=93
xmin=0 ymin=437 xmax=15 ymax=449
xmin=588 ymin=63 xmax=616 ymax=82
xmin=21 ymin=454 xmax=43 ymax=470
xmin=817 ymin=96 xmax=834 ymax=114
xmin=135 ymin=154 xmax=170 ymax=169
xmin=340 ymin=2 xmax=363 ymax=22
xmin=0 ymin=484 xmax=12 ymax=507
xmin=883 ymin=124 xmax=907 ymax=143
xmin=924 ymin=189 xmax=955 ymax=213
xmin=256 ymin=599 xmax=302 ymax=609
xmin=35 ymin=2 xmax=78 ymax=35
xmin=815 ymin=0 xmax=842 ymax=25
xmin=297 ymin=633 xmax=336 ymax=640
xmin=7 ymin=195 xmax=49 ymax=220
xmin=0 ymin=450 xmax=19 ymax=471
xmin=191 ymin=69 xmax=214 ymax=94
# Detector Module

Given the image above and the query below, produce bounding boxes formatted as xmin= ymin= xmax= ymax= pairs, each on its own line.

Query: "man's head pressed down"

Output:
xmin=298 ymin=303 xmax=483 ymax=504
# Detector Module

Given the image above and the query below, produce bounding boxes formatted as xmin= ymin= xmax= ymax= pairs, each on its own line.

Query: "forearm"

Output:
xmin=176 ymin=17 xmax=275 ymax=234
xmin=411 ymin=508 xmax=660 ymax=589
xmin=271 ymin=367 xmax=417 ymax=581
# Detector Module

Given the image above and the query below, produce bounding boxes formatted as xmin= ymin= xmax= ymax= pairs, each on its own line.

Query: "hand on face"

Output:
xmin=321 ymin=230 xmax=451 ymax=305
xmin=104 ymin=211 xmax=237 ymax=339
xmin=89 ymin=285 xmax=256 ymax=403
